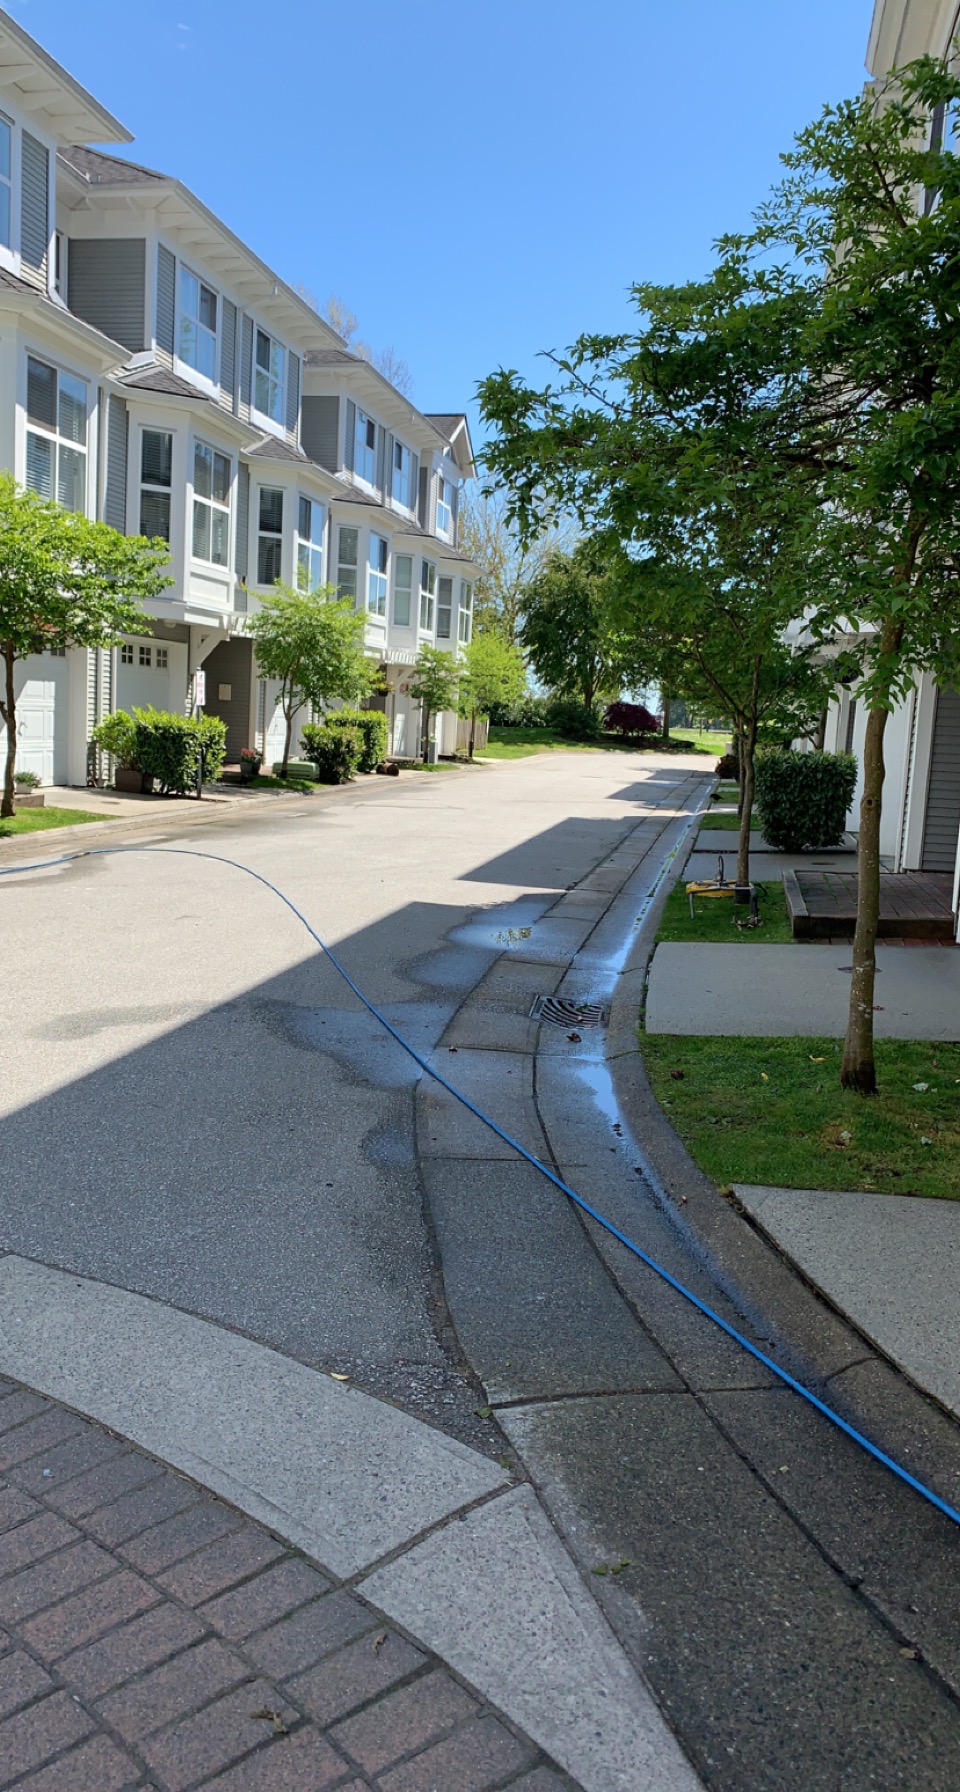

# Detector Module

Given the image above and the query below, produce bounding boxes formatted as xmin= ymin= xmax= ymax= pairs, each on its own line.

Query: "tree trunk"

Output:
xmin=1 ymin=643 xmax=16 ymax=820
xmin=841 ymin=699 xmax=888 ymax=1094
xmin=280 ymin=689 xmax=293 ymax=779
xmin=734 ymin=721 xmax=744 ymax=817
xmin=468 ymin=708 xmax=477 ymax=760
xmin=661 ymin=694 xmax=671 ymax=743
xmin=737 ymin=715 xmax=757 ymax=888
xmin=813 ymin=705 xmax=828 ymax=752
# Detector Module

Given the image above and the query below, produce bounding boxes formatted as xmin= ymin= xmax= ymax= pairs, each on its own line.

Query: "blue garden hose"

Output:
xmin=2 ymin=838 xmax=959 ymax=1532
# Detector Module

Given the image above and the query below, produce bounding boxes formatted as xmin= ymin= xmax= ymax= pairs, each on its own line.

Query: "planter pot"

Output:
xmin=14 ymin=792 xmax=44 ymax=809
xmin=114 ymin=766 xmax=142 ymax=793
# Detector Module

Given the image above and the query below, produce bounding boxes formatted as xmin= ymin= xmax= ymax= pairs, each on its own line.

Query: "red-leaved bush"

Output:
xmin=603 ymin=700 xmax=660 ymax=737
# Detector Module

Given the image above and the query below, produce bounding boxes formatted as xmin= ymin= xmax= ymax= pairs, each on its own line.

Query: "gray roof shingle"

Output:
xmin=60 ymin=145 xmax=167 ymax=186
xmin=117 ymin=364 xmax=215 ymax=400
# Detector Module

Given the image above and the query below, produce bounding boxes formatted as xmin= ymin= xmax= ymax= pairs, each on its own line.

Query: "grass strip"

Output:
xmin=656 ymin=877 xmax=793 ymax=943
xmin=640 ymin=1033 xmax=960 ymax=1199
xmin=0 ymin=806 xmax=111 ymax=838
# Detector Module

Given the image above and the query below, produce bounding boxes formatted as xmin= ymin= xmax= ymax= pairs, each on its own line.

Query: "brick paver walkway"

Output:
xmin=0 ymin=1377 xmax=576 ymax=1792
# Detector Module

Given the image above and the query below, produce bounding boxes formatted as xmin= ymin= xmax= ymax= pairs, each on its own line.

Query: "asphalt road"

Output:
xmin=4 ymin=748 xmax=960 ymax=1791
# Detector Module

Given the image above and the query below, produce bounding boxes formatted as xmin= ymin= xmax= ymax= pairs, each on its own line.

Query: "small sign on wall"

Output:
xmin=195 ymin=670 xmax=206 ymax=706
xmin=218 ymin=683 xmax=232 ymax=701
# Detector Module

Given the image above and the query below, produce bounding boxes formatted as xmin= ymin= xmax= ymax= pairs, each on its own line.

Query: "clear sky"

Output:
xmin=10 ymin=0 xmax=872 ymax=442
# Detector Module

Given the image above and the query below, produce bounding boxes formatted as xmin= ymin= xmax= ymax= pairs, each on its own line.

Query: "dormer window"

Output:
xmin=355 ymin=409 xmax=377 ymax=484
xmin=0 ymin=115 xmax=11 ymax=250
xmin=255 ymin=327 xmax=284 ymax=423
xmin=436 ymin=478 xmax=452 ymax=536
xmin=180 ymin=268 xmax=218 ymax=381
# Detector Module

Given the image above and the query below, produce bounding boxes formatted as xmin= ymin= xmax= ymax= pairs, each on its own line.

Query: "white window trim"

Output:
xmin=0 ymin=109 xmax=18 ymax=271
xmin=177 ymin=265 xmax=219 ymax=390
xmin=393 ymin=554 xmax=414 ymax=629
xmin=392 ymin=439 xmax=416 ymax=511
xmin=256 ymin=485 xmax=285 ymax=587
xmin=419 ymin=558 xmax=436 ymax=633
xmin=337 ymin=524 xmax=360 ymax=605
xmin=367 ymin=533 xmax=388 ymax=618
xmin=252 ymin=323 xmax=286 ymax=430
xmin=436 ymin=477 xmax=453 ymax=538
xmin=139 ymin=426 xmax=173 ymax=543
xmin=354 ymin=407 xmax=378 ymax=489
xmin=296 ymin=494 xmax=325 ymax=591
xmin=24 ymin=353 xmax=90 ymax=516
xmin=458 ymin=580 xmax=473 ymax=645
xmin=191 ymin=438 xmax=232 ymax=568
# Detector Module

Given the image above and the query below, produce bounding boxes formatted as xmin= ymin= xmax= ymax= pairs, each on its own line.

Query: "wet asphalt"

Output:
xmin=3 ymin=751 xmax=960 ymax=1789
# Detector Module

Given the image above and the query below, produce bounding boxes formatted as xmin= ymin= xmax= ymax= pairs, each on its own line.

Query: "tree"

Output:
xmin=408 ymin=646 xmax=459 ymax=757
xmin=312 ymin=291 xmax=413 ymax=398
xmin=247 ymin=582 xmax=374 ymax=777
xmin=458 ymin=634 xmax=526 ymax=757
xmin=0 ymin=475 xmax=171 ymax=817
xmin=723 ymin=55 xmax=960 ymax=1090
xmin=519 ymin=538 xmax=644 ymax=713
xmin=457 ymin=488 xmax=568 ymax=642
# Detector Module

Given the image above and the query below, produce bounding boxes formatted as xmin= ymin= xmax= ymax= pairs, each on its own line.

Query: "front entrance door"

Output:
xmin=201 ymin=638 xmax=253 ymax=763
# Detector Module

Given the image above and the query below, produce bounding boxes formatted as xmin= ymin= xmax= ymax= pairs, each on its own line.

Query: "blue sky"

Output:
xmin=11 ymin=0 xmax=871 ymax=440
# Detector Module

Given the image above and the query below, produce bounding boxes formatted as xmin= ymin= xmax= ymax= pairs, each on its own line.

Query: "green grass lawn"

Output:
xmin=250 ymin=773 xmax=319 ymax=792
xmin=669 ymin=728 xmax=729 ymax=755
xmin=698 ymin=811 xmax=754 ymax=832
xmin=640 ymin=1034 xmax=960 ymax=1199
xmin=483 ymin=725 xmax=726 ymax=760
xmin=657 ymin=877 xmax=793 ymax=943
xmin=0 ymin=806 xmax=110 ymax=838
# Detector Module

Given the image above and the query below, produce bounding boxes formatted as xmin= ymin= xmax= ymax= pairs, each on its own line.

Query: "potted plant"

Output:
xmin=90 ymin=709 xmax=146 ymax=792
xmin=239 ymin=746 xmax=262 ymax=783
xmin=12 ymin=769 xmax=44 ymax=809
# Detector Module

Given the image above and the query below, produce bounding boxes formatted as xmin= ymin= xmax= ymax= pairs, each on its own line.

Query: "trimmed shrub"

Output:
xmin=300 ymin=722 xmax=362 ymax=783
xmin=754 ymin=747 xmax=858 ymax=851
xmin=132 ymin=708 xmax=226 ymax=795
xmin=603 ymin=700 xmax=660 ymax=738
xmin=91 ymin=709 xmax=139 ymax=769
xmin=715 ymin=753 xmax=738 ymax=779
xmin=307 ymin=708 xmax=388 ymax=773
xmin=487 ymin=694 xmax=547 ymax=727
xmin=544 ymin=696 xmax=602 ymax=740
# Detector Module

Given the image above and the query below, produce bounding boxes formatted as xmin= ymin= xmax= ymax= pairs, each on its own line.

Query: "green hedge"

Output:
xmin=132 ymin=708 xmax=226 ymax=795
xmin=90 ymin=709 xmax=139 ymax=770
xmin=754 ymin=747 xmax=857 ymax=851
xmin=543 ymin=696 xmax=602 ymax=739
xmin=299 ymin=722 xmax=362 ymax=783
xmin=307 ymin=708 xmax=388 ymax=772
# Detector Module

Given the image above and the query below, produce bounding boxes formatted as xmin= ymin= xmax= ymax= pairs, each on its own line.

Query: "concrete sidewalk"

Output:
xmin=646 ymin=941 xmax=960 ymax=1037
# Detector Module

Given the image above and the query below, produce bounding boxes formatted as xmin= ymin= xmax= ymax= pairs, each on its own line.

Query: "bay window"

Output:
xmin=419 ymin=559 xmax=436 ymax=631
xmin=257 ymin=486 xmax=283 ymax=585
xmin=393 ymin=555 xmax=413 ymax=627
xmin=337 ymin=526 xmax=359 ymax=603
xmin=297 ymin=495 xmax=324 ymax=591
xmin=192 ymin=439 xmax=230 ymax=566
xmin=0 ymin=114 xmax=11 ymax=249
xmin=25 ymin=357 xmax=87 ymax=512
xmin=140 ymin=429 xmax=172 ymax=541
xmin=354 ymin=408 xmax=377 ymax=484
xmin=437 ymin=575 xmax=453 ymax=639
xmin=255 ymin=326 xmax=284 ymax=422
xmin=458 ymin=580 xmax=474 ymax=644
xmin=179 ymin=268 xmax=217 ymax=380
xmin=367 ymin=534 xmax=388 ymax=616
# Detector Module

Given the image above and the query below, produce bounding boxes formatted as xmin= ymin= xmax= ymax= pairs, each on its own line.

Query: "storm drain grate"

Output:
xmin=531 ymin=996 xmax=606 ymax=1028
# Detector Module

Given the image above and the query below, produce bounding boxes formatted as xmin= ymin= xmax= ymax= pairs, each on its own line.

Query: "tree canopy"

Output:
xmin=247 ymin=582 xmax=374 ymax=776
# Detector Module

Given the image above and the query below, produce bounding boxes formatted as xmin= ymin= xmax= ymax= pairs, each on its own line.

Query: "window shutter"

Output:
xmin=156 ymin=244 xmax=176 ymax=356
xmin=235 ymin=461 xmax=249 ymax=579
xmin=344 ymin=399 xmax=356 ymax=473
xmin=376 ymin=425 xmax=387 ymax=497
xmin=285 ymin=351 xmax=300 ymax=435
xmin=221 ymin=299 xmax=238 ymax=408
xmin=104 ymin=396 xmax=128 ymax=532
xmin=240 ymin=314 xmax=254 ymax=411
xmin=20 ymin=132 xmax=49 ymax=284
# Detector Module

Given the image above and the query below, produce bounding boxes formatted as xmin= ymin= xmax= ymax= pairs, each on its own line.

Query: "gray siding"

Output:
xmin=240 ymin=313 xmax=253 ymax=413
xmin=343 ymin=399 xmax=356 ymax=473
xmin=20 ymin=132 xmax=49 ymax=286
xmin=418 ymin=466 xmax=429 ymax=529
xmin=300 ymin=395 xmax=340 ymax=470
xmin=285 ymin=351 xmax=300 ymax=436
xmin=156 ymin=244 xmax=176 ymax=356
xmin=921 ymin=687 xmax=960 ymax=872
xmin=103 ymin=396 xmax=129 ymax=533
xmin=235 ymin=461 xmax=249 ymax=581
xmin=68 ymin=239 xmax=146 ymax=352
xmin=221 ymin=299 xmax=238 ymax=409
xmin=201 ymin=637 xmax=253 ymax=762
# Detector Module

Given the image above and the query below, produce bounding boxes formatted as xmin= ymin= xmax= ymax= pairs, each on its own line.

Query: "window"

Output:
xmin=393 ymin=554 xmax=413 ymax=627
xmin=258 ymin=486 xmax=283 ymax=586
xmin=436 ymin=478 xmax=452 ymax=536
xmin=156 ymin=647 xmax=169 ymax=669
xmin=393 ymin=440 xmax=414 ymax=507
xmin=437 ymin=575 xmax=453 ymax=639
xmin=192 ymin=439 xmax=230 ymax=566
xmin=25 ymin=357 xmax=87 ymax=512
xmin=367 ymin=534 xmax=388 ymax=617
xmin=297 ymin=495 xmax=324 ymax=591
xmin=419 ymin=559 xmax=436 ymax=631
xmin=354 ymin=409 xmax=377 ymax=484
xmin=254 ymin=327 xmax=284 ymax=423
xmin=139 ymin=644 xmax=152 ymax=667
xmin=458 ymin=580 xmax=473 ymax=644
xmin=140 ymin=429 xmax=172 ymax=541
xmin=337 ymin=526 xmax=359 ymax=603
xmin=120 ymin=643 xmax=133 ymax=665
xmin=0 ymin=114 xmax=10 ymax=250
xmin=179 ymin=268 xmax=218 ymax=380
xmin=48 ymin=646 xmax=66 ymax=659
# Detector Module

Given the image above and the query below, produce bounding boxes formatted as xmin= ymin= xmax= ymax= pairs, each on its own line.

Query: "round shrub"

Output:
xmin=308 ymin=708 xmax=388 ymax=772
xmin=300 ymin=723 xmax=362 ymax=783
xmin=543 ymin=696 xmax=602 ymax=740
xmin=487 ymin=694 xmax=546 ymax=727
xmin=91 ymin=709 xmax=139 ymax=769
xmin=754 ymin=747 xmax=858 ymax=851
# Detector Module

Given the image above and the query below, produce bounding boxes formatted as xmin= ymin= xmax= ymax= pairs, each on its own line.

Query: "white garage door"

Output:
xmin=10 ymin=655 xmax=70 ymax=785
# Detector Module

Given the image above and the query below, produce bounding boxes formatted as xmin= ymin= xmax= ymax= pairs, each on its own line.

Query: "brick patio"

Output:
xmin=0 ymin=1377 xmax=576 ymax=1792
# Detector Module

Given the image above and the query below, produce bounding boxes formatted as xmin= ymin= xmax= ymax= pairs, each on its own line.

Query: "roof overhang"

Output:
xmin=0 ymin=284 xmax=127 ymax=367
xmin=0 ymin=10 xmax=130 ymax=145
xmin=303 ymin=357 xmax=444 ymax=453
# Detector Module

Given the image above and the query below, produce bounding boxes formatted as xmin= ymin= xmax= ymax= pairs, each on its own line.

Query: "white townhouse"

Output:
xmin=0 ymin=10 xmax=477 ymax=785
xmin=811 ymin=0 xmax=960 ymax=930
